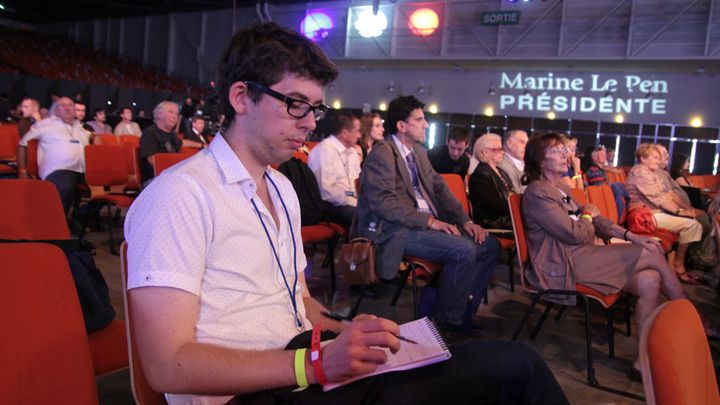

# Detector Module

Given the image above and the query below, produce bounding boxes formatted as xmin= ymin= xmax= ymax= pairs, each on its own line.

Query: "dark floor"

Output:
xmin=89 ymin=225 xmax=720 ymax=405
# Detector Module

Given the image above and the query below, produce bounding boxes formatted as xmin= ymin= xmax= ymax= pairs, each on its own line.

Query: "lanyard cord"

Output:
xmin=250 ymin=173 xmax=302 ymax=330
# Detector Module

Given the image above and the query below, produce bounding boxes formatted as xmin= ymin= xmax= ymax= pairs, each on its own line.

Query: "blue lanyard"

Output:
xmin=250 ymin=173 xmax=303 ymax=331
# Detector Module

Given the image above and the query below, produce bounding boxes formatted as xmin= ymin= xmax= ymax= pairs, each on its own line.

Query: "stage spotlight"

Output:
xmin=408 ymin=8 xmax=439 ymax=36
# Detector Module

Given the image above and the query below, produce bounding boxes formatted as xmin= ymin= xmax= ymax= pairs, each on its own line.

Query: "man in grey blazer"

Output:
xmin=355 ymin=95 xmax=500 ymax=337
xmin=498 ymin=129 xmax=528 ymax=193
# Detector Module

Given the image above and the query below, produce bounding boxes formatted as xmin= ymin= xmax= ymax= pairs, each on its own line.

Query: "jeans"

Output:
xmin=403 ymin=229 xmax=500 ymax=326
xmin=234 ymin=336 xmax=568 ymax=405
xmin=45 ymin=170 xmax=86 ymax=217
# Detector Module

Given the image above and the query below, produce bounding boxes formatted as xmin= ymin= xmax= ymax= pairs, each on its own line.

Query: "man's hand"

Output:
xmin=463 ymin=222 xmax=488 ymax=244
xmin=428 ymin=217 xmax=460 ymax=236
xmin=627 ymin=233 xmax=665 ymax=255
xmin=320 ymin=314 xmax=401 ymax=383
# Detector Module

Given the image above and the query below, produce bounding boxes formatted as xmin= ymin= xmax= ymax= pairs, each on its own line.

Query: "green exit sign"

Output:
xmin=481 ymin=11 xmax=521 ymax=26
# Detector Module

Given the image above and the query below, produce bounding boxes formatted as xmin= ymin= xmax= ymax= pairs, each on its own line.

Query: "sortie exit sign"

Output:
xmin=481 ymin=11 xmax=520 ymax=26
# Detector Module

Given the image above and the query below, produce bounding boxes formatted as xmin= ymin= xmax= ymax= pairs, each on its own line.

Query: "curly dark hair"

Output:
xmin=522 ymin=132 xmax=566 ymax=185
xmin=218 ymin=22 xmax=338 ymax=129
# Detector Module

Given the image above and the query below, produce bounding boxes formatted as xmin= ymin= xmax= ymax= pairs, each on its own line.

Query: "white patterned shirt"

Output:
xmin=125 ymin=135 xmax=310 ymax=405
xmin=19 ymin=116 xmax=91 ymax=179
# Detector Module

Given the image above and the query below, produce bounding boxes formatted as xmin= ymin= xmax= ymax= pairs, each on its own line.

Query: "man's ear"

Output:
xmin=228 ymin=82 xmax=250 ymax=116
xmin=396 ymin=119 xmax=405 ymax=134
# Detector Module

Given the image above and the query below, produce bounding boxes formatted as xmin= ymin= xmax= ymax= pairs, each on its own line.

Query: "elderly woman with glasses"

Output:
xmin=468 ymin=133 xmax=514 ymax=230
xmin=625 ymin=143 xmax=705 ymax=284
xmin=521 ymin=133 xmax=691 ymax=377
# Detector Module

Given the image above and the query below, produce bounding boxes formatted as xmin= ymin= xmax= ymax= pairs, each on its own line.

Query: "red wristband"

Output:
xmin=310 ymin=324 xmax=328 ymax=386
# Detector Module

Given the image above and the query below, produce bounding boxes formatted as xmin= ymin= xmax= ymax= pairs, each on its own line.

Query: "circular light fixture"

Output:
xmin=378 ymin=102 xmax=387 ymax=111
xmin=614 ymin=114 xmax=624 ymax=123
xmin=428 ymin=104 xmax=438 ymax=114
xmin=690 ymin=116 xmax=703 ymax=128
xmin=301 ymin=11 xmax=334 ymax=41
xmin=355 ymin=9 xmax=388 ymax=38
xmin=546 ymin=111 xmax=556 ymax=120
xmin=332 ymin=100 xmax=342 ymax=109
xmin=408 ymin=8 xmax=439 ymax=37
xmin=483 ymin=106 xmax=494 ymax=117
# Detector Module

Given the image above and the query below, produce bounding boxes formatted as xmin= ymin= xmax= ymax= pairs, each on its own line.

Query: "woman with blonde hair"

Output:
xmin=625 ymin=143 xmax=705 ymax=284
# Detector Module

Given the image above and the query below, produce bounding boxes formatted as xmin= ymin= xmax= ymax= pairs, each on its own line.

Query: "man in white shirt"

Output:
xmin=114 ymin=107 xmax=142 ymax=136
xmin=17 ymin=97 xmax=91 ymax=216
xmin=124 ymin=22 xmax=567 ymax=405
xmin=307 ymin=112 xmax=361 ymax=226
xmin=497 ymin=129 xmax=528 ymax=193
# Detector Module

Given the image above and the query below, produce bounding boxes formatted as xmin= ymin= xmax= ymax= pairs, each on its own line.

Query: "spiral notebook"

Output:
xmin=323 ymin=317 xmax=451 ymax=391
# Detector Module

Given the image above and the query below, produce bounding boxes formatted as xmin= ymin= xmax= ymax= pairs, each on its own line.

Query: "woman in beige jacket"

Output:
xmin=521 ymin=133 xmax=688 ymax=375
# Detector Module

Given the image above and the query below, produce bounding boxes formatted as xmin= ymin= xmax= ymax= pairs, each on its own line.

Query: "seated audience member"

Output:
xmin=468 ymin=133 xmax=514 ymax=230
xmin=521 ymin=133 xmax=697 ymax=377
xmin=625 ymin=143 xmax=704 ymax=283
xmin=357 ymin=95 xmax=501 ymax=340
xmin=74 ymin=101 xmax=94 ymax=133
xmin=307 ymin=112 xmax=361 ymax=226
xmin=586 ymin=145 xmax=616 ymax=186
xmin=559 ymin=135 xmax=584 ymax=191
xmin=498 ymin=129 xmax=528 ymax=193
xmin=114 ymin=107 xmax=142 ymax=136
xmin=16 ymin=97 xmax=91 ymax=217
xmin=125 ymin=23 xmax=568 ymax=405
xmin=670 ymin=153 xmax=693 ymax=187
xmin=17 ymin=97 xmax=41 ymax=137
xmin=184 ymin=115 xmax=208 ymax=147
xmin=139 ymin=101 xmax=181 ymax=186
xmin=359 ymin=112 xmax=384 ymax=160
xmin=607 ymin=147 xmax=617 ymax=166
xmin=86 ymin=108 xmax=112 ymax=134
xmin=427 ymin=126 xmax=470 ymax=178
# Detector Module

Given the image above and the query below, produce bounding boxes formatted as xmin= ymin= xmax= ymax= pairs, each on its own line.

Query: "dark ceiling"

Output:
xmin=1 ymin=0 xmax=323 ymax=23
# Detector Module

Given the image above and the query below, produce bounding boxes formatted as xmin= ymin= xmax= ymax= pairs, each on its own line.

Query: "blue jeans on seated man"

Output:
xmin=45 ymin=169 xmax=87 ymax=218
xmin=404 ymin=229 xmax=500 ymax=327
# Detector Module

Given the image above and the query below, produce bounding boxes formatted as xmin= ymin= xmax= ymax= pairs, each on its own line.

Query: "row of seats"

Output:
xmin=0 ymin=26 xmax=204 ymax=96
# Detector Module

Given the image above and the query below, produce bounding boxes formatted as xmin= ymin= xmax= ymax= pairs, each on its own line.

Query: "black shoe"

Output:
xmin=437 ymin=322 xmax=469 ymax=346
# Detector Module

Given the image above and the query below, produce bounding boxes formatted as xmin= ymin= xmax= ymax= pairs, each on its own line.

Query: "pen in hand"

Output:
xmin=320 ymin=311 xmax=418 ymax=344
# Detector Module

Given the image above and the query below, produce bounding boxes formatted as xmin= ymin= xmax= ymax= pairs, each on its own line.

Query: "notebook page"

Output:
xmin=323 ymin=317 xmax=451 ymax=391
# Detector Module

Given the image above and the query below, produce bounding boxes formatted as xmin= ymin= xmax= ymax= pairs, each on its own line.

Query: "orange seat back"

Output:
xmin=0 ymin=243 xmax=98 ymax=404
xmin=641 ymin=299 xmax=720 ymax=405
xmin=292 ymin=149 xmax=309 ymax=163
xmin=154 ymin=152 xmax=193 ymax=177
xmin=508 ymin=193 xmax=529 ymax=275
xmin=586 ymin=184 xmax=618 ymax=224
xmin=96 ymin=134 xmax=120 ymax=146
xmin=687 ymin=175 xmax=705 ymax=189
xmin=121 ymin=243 xmax=168 ymax=405
xmin=0 ymin=179 xmax=70 ymax=240
xmin=441 ymin=173 xmax=470 ymax=215
xmin=569 ymin=187 xmax=587 ymax=207
xmin=122 ymin=143 xmax=142 ymax=190
xmin=85 ymin=144 xmax=128 ymax=187
xmin=702 ymin=174 xmax=718 ymax=192
xmin=0 ymin=123 xmax=19 ymax=159
xmin=119 ymin=135 xmax=140 ymax=147
xmin=26 ymin=139 xmax=39 ymax=178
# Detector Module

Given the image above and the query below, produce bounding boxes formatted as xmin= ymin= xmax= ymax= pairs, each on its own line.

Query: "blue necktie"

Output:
xmin=406 ymin=152 xmax=420 ymax=189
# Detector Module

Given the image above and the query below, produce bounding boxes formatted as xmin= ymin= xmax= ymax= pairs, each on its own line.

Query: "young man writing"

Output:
xmin=125 ymin=23 xmax=567 ymax=405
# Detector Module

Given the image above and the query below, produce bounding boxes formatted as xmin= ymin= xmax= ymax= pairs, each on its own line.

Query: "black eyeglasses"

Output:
xmin=245 ymin=81 xmax=329 ymax=121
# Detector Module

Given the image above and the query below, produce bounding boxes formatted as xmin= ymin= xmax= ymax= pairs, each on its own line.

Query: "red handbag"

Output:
xmin=627 ymin=205 xmax=679 ymax=251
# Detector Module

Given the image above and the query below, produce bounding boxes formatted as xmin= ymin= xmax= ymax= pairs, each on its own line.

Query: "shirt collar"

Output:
xmin=328 ymin=134 xmax=352 ymax=154
xmin=392 ymin=134 xmax=412 ymax=158
xmin=210 ymin=134 xmax=275 ymax=200
xmin=506 ymin=153 xmax=524 ymax=170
